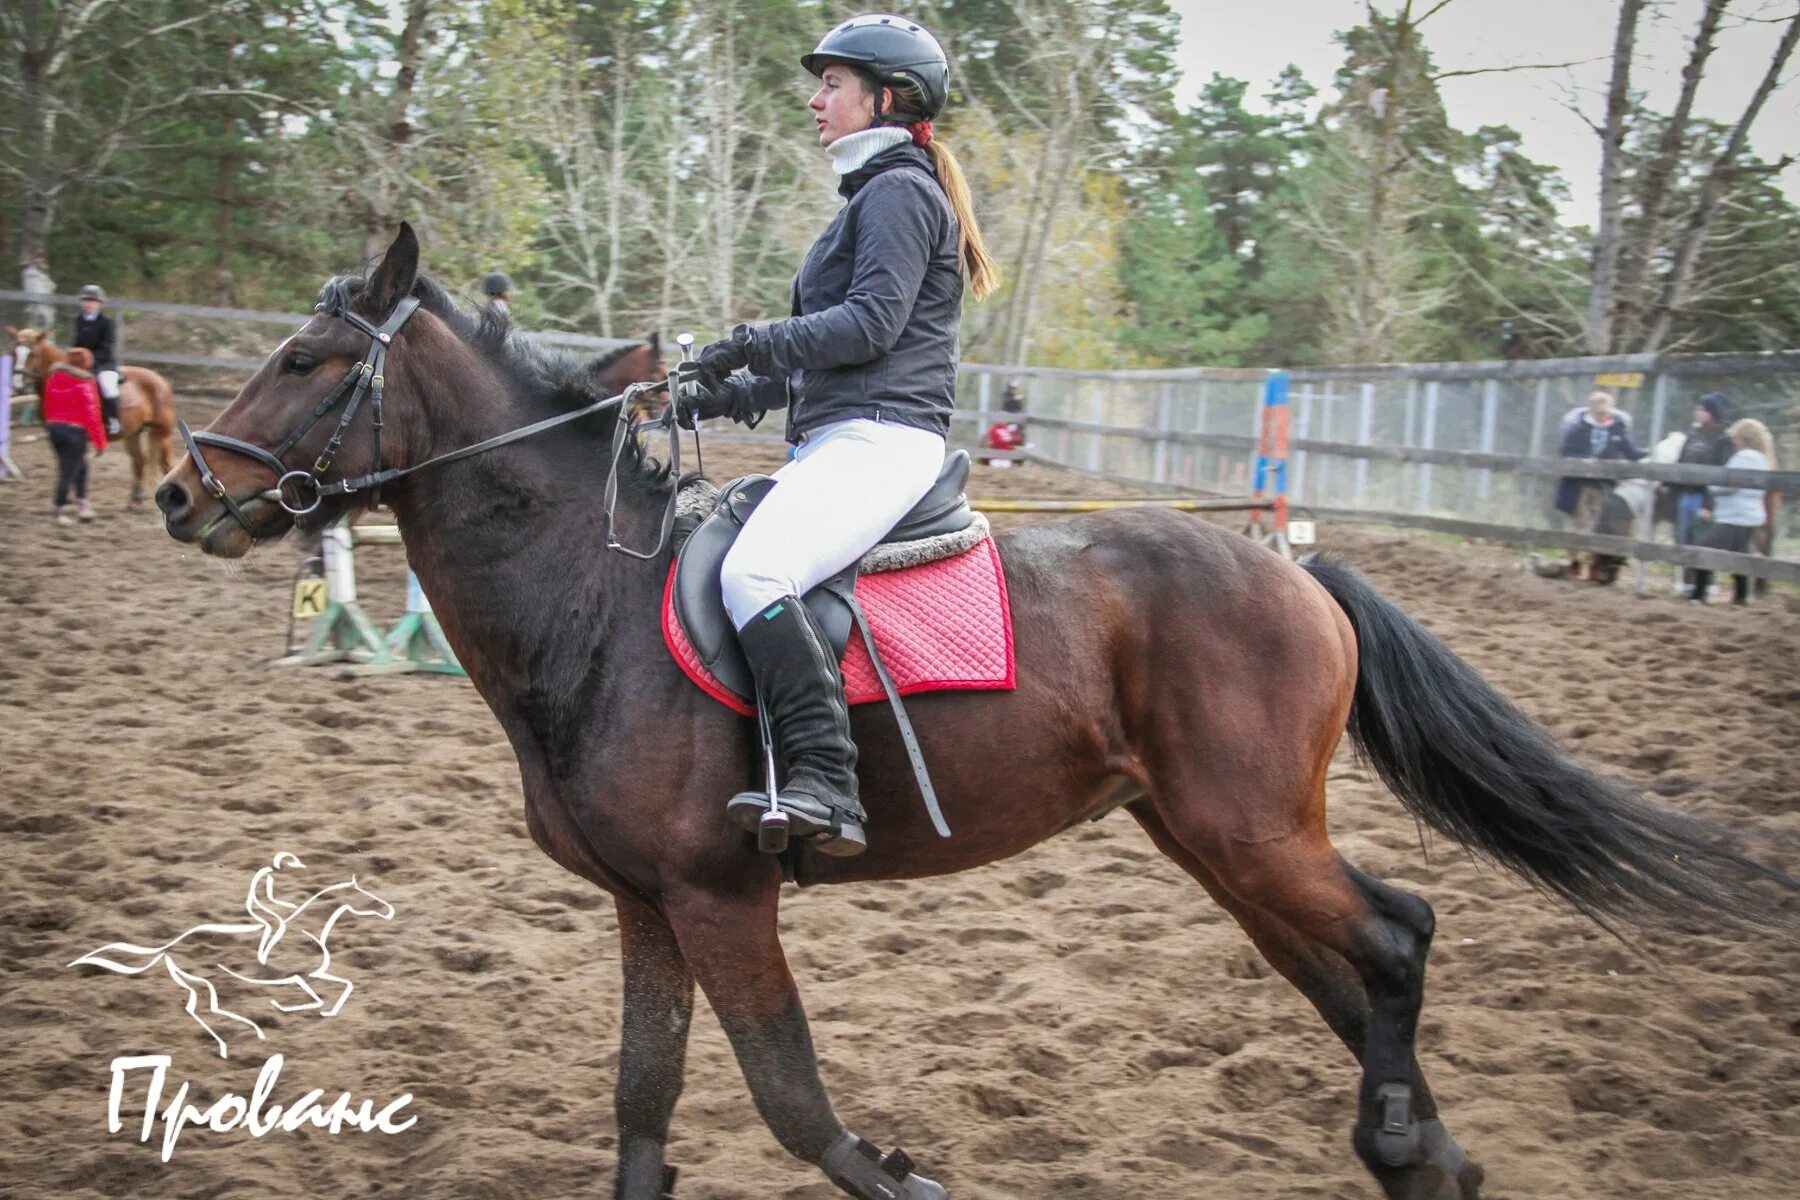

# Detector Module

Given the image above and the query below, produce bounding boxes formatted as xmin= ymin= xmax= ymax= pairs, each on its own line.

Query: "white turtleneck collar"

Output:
xmin=828 ymin=126 xmax=910 ymax=176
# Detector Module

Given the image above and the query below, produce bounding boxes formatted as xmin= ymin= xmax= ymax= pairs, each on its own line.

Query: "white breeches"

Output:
xmin=97 ymin=370 xmax=121 ymax=400
xmin=721 ymin=418 xmax=946 ymax=630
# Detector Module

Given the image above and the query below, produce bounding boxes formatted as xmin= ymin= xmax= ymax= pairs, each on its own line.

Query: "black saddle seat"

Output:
xmin=674 ymin=450 xmax=975 ymax=703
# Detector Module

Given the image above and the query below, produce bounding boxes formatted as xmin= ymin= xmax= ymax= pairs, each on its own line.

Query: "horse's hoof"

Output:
xmin=823 ymin=1133 xmax=947 ymax=1200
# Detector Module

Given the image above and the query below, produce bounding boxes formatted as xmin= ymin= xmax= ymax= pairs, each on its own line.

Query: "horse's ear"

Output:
xmin=365 ymin=222 xmax=421 ymax=316
xmin=646 ymin=331 xmax=659 ymax=355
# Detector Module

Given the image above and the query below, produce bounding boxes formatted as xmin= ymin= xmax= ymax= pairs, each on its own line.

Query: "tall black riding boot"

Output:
xmin=725 ymin=596 xmax=868 ymax=857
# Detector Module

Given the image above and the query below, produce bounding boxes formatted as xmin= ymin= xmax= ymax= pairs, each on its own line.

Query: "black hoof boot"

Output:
xmin=822 ymin=1133 xmax=946 ymax=1200
xmin=1357 ymin=1089 xmax=1484 ymax=1200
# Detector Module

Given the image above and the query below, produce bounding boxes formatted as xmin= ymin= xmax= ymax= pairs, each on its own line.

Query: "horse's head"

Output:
xmin=344 ymin=875 xmax=396 ymax=921
xmin=155 ymin=223 xmax=482 ymax=557
xmin=594 ymin=333 xmax=668 ymax=395
xmin=9 ymin=327 xmax=60 ymax=382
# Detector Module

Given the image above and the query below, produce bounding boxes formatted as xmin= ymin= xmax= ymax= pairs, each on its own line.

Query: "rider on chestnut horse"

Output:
xmin=72 ymin=284 xmax=124 ymax=436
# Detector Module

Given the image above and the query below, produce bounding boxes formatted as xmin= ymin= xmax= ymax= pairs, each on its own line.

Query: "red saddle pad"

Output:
xmin=662 ymin=537 xmax=1015 ymax=716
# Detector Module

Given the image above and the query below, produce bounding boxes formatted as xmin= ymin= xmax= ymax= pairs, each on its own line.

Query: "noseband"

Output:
xmin=176 ymin=289 xmax=678 ymax=556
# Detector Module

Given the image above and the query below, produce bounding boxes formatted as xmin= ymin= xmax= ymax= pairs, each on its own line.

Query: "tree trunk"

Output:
xmin=216 ymin=113 xmax=238 ymax=306
xmin=1585 ymin=0 xmax=1645 ymax=354
xmin=1610 ymin=0 xmax=1726 ymax=349
xmin=363 ymin=0 xmax=433 ymax=263
xmin=16 ymin=4 xmax=55 ymax=268
xmin=1641 ymin=11 xmax=1800 ymax=353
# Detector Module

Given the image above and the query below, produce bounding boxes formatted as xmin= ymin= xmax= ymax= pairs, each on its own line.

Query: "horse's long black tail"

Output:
xmin=1303 ymin=556 xmax=1795 ymax=932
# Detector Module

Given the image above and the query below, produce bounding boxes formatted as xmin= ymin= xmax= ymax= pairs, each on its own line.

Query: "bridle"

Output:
xmin=176 ymin=291 xmax=682 ymax=558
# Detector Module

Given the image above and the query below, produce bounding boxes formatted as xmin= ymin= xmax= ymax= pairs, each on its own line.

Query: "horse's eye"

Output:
xmin=284 ymin=353 xmax=317 ymax=376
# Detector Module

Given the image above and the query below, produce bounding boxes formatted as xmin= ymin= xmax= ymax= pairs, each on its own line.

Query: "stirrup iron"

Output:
xmin=755 ymin=690 xmax=790 ymax=854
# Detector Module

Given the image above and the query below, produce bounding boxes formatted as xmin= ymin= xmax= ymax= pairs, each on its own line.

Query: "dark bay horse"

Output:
xmin=154 ymin=226 xmax=1794 ymax=1200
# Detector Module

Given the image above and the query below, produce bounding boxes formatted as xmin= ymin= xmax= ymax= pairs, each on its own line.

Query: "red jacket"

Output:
xmin=43 ymin=367 xmax=107 ymax=451
xmin=984 ymin=421 xmax=1025 ymax=452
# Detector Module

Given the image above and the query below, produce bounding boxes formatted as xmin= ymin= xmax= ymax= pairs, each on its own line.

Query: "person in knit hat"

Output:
xmin=1673 ymin=393 xmax=1733 ymax=551
xmin=42 ymin=346 xmax=107 ymax=524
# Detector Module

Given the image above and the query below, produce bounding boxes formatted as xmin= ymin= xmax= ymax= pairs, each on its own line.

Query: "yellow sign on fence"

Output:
xmin=1594 ymin=372 xmax=1645 ymax=389
xmin=292 ymin=579 xmax=328 ymax=618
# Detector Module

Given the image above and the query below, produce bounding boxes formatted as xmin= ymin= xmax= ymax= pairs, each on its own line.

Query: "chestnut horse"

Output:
xmin=154 ymin=227 xmax=1793 ymax=1200
xmin=8 ymin=327 xmax=178 ymax=504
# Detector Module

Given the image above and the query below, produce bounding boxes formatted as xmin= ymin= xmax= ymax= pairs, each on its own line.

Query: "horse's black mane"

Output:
xmin=314 ymin=273 xmax=675 ymax=487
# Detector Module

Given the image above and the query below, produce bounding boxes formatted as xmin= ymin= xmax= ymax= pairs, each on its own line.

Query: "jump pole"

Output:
xmin=0 ymin=353 xmax=20 ymax=482
xmin=1249 ymin=369 xmax=1293 ymax=557
xmin=973 ymin=497 xmax=1275 ymax=514
xmin=275 ymin=522 xmax=393 ymax=668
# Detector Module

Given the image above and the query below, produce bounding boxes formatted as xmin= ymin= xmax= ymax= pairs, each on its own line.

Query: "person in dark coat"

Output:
xmin=1672 ymin=393 xmax=1733 ymax=548
xmin=673 ymin=14 xmax=999 ymax=857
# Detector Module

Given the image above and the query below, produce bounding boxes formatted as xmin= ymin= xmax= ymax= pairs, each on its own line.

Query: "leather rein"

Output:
xmin=177 ymin=294 xmax=681 ymax=558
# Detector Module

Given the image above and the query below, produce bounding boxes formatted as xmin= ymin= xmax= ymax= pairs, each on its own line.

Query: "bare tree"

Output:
xmin=1584 ymin=0 xmax=1647 ymax=353
xmin=1641 ymin=8 xmax=1800 ymax=352
xmin=359 ymin=0 xmax=435 ymax=263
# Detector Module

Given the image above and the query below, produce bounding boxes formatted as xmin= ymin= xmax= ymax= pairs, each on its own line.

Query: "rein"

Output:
xmin=177 ymin=294 xmax=681 ymax=559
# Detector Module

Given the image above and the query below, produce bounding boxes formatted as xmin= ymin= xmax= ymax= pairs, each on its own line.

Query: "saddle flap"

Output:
xmin=672 ymin=484 xmax=854 ymax=704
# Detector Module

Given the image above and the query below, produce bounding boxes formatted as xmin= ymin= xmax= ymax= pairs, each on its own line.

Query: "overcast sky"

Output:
xmin=1169 ymin=0 xmax=1800 ymax=225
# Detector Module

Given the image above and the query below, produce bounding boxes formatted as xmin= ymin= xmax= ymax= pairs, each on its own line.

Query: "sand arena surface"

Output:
xmin=1 ymin=429 xmax=1796 ymax=1199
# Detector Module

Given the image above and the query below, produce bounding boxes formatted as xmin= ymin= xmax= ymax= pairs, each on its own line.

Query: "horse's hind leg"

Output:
xmin=613 ymin=896 xmax=695 ymax=1200
xmin=1137 ymin=794 xmax=1480 ymax=1200
xmin=662 ymin=880 xmax=947 ymax=1199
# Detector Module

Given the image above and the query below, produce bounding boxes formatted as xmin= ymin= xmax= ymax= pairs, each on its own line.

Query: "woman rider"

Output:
xmin=682 ymin=14 xmax=997 ymax=857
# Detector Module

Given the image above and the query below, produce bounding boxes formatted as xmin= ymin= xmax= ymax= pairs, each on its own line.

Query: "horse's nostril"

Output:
xmin=155 ymin=479 xmax=190 ymax=518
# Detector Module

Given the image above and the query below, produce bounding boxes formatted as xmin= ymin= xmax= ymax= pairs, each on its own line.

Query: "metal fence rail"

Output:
xmin=8 ymin=287 xmax=1793 ymax=586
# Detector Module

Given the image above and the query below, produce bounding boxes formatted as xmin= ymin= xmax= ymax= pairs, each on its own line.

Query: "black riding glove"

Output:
xmin=696 ymin=323 xmax=755 ymax=377
xmin=675 ymin=370 xmax=787 ymax=430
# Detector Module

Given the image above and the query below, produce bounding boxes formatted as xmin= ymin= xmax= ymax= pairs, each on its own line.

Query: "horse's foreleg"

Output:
xmin=663 ymin=882 xmax=948 ymax=1200
xmin=613 ymin=896 xmax=694 ymax=1200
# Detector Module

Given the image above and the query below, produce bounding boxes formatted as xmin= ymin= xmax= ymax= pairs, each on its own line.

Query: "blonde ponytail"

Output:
xmin=882 ymin=80 xmax=999 ymax=301
xmin=923 ymin=139 xmax=999 ymax=301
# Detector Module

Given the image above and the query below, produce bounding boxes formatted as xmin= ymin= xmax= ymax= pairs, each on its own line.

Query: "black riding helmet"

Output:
xmin=801 ymin=13 xmax=949 ymax=122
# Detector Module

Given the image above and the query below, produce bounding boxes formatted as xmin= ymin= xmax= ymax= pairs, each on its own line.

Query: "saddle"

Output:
xmin=672 ymin=450 xmax=976 ymax=702
xmin=669 ymin=449 xmax=990 ymax=843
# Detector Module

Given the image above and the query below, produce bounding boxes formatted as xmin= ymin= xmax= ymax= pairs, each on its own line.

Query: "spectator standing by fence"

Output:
xmin=1689 ymin=418 xmax=1776 ymax=605
xmin=1555 ymin=391 xmax=1644 ymax=577
xmin=42 ymin=347 xmax=106 ymax=524
xmin=21 ymin=250 xmax=55 ymax=330
xmin=983 ymin=382 xmax=1026 ymax=467
xmin=1673 ymin=394 xmax=1733 ymax=544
